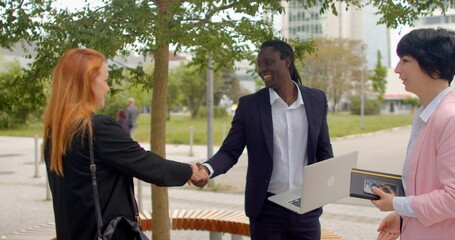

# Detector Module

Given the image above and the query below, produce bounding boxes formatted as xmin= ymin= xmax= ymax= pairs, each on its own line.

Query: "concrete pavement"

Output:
xmin=0 ymin=126 xmax=411 ymax=239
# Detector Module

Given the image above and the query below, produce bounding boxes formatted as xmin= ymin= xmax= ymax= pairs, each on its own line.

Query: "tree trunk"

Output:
xmin=151 ymin=1 xmax=171 ymax=239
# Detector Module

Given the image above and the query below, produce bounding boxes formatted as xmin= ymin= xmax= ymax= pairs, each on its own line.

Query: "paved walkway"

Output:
xmin=0 ymin=126 xmax=411 ymax=239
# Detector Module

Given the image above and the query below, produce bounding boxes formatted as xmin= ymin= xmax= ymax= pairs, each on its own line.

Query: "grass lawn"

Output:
xmin=0 ymin=113 xmax=413 ymax=145
xmin=327 ymin=113 xmax=413 ymax=138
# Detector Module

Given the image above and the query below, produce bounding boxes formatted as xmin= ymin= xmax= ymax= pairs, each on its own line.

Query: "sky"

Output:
xmin=54 ymin=0 xmax=100 ymax=10
xmin=389 ymin=26 xmax=413 ymax=67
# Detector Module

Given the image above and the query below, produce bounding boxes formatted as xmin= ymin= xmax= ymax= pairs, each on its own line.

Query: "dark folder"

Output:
xmin=350 ymin=168 xmax=405 ymax=200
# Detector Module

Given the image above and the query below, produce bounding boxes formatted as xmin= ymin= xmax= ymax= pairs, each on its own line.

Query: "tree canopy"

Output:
xmin=370 ymin=50 xmax=388 ymax=100
xmin=1 ymin=0 xmax=454 ymax=119
xmin=298 ymin=38 xmax=365 ymax=112
xmin=2 ymin=0 xmax=454 ymax=239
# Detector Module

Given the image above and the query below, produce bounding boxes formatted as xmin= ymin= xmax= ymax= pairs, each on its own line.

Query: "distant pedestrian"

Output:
xmin=117 ymin=109 xmax=129 ymax=133
xmin=126 ymin=97 xmax=139 ymax=138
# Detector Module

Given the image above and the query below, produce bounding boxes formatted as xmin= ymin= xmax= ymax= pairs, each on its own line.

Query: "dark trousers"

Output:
xmin=249 ymin=199 xmax=322 ymax=240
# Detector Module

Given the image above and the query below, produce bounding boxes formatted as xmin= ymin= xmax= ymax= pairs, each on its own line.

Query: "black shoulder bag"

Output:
xmin=89 ymin=139 xmax=149 ymax=240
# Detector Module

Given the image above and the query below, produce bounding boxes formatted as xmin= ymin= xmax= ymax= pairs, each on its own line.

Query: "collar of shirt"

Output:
xmin=418 ymin=87 xmax=452 ymax=123
xmin=268 ymin=81 xmax=304 ymax=107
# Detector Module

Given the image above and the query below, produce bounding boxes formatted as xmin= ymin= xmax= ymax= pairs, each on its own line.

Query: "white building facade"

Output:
xmin=382 ymin=8 xmax=455 ymax=114
xmin=279 ymin=1 xmax=391 ymax=69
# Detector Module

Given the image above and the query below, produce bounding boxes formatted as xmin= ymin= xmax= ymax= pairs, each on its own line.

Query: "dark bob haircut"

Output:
xmin=396 ymin=28 xmax=455 ymax=84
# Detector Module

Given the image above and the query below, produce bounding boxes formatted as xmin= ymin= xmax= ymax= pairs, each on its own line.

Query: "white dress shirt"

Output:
xmin=267 ymin=83 xmax=309 ymax=194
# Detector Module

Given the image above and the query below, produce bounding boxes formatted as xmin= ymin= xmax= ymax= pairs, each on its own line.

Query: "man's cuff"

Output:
xmin=202 ymin=163 xmax=214 ymax=178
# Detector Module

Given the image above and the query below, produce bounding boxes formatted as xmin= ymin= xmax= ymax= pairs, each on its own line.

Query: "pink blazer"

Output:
xmin=401 ymin=92 xmax=455 ymax=239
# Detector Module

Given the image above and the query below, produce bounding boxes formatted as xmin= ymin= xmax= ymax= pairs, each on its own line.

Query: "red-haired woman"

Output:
xmin=43 ymin=48 xmax=207 ymax=239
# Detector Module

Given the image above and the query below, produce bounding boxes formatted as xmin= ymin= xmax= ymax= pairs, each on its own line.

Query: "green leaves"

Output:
xmin=370 ymin=50 xmax=387 ymax=99
xmin=371 ymin=0 xmax=455 ymax=28
xmin=297 ymin=38 xmax=365 ymax=112
xmin=0 ymin=55 xmax=46 ymax=128
xmin=0 ymin=0 xmax=51 ymax=48
xmin=1 ymin=0 xmax=453 ymax=128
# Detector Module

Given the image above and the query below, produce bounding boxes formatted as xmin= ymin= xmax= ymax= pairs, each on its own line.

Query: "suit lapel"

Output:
xmin=299 ymin=85 xmax=316 ymax=162
xmin=258 ymin=89 xmax=274 ymax=160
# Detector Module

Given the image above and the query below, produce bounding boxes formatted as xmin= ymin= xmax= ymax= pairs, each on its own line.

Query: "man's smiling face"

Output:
xmin=257 ymin=46 xmax=290 ymax=90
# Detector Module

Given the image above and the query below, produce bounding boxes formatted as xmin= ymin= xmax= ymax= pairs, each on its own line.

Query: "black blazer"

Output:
xmin=206 ymin=85 xmax=333 ymax=219
xmin=45 ymin=115 xmax=192 ymax=240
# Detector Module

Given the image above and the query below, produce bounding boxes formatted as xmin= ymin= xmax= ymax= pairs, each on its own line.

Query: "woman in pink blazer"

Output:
xmin=371 ymin=28 xmax=455 ymax=240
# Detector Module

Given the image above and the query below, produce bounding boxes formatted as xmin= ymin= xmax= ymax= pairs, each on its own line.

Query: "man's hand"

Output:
xmin=188 ymin=163 xmax=209 ymax=188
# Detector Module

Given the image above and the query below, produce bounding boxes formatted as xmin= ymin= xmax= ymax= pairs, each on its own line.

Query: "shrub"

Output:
xmin=197 ymin=107 xmax=228 ymax=118
xmin=349 ymin=95 xmax=381 ymax=115
xmin=97 ymin=96 xmax=128 ymax=118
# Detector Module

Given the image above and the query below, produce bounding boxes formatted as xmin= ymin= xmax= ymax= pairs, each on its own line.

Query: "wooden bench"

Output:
xmin=140 ymin=209 xmax=343 ymax=240
xmin=2 ymin=209 xmax=342 ymax=240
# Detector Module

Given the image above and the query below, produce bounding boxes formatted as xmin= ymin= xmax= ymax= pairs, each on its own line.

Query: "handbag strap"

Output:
xmin=129 ymin=182 xmax=141 ymax=225
xmin=89 ymin=138 xmax=104 ymax=240
xmin=89 ymin=136 xmax=142 ymax=239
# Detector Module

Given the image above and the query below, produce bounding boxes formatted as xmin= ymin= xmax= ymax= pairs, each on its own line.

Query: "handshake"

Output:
xmin=188 ymin=162 xmax=210 ymax=188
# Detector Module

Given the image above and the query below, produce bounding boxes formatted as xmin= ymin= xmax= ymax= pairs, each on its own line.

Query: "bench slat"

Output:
xmin=140 ymin=209 xmax=342 ymax=239
xmin=2 ymin=211 xmax=343 ymax=240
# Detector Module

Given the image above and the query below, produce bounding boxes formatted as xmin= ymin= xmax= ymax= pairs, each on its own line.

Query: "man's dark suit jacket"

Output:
xmin=206 ymin=85 xmax=334 ymax=219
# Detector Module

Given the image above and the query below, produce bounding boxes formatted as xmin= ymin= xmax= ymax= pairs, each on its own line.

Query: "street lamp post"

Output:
xmin=206 ymin=55 xmax=214 ymax=188
xmin=360 ymin=66 xmax=365 ymax=129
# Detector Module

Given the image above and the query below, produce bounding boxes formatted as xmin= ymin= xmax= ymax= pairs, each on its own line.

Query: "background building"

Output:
xmin=279 ymin=1 xmax=391 ymax=69
xmin=382 ymin=8 xmax=455 ymax=114
xmin=234 ymin=59 xmax=256 ymax=94
xmin=414 ymin=8 xmax=455 ymax=29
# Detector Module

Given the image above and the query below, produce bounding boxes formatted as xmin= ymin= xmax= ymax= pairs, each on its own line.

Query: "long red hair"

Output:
xmin=43 ymin=48 xmax=106 ymax=176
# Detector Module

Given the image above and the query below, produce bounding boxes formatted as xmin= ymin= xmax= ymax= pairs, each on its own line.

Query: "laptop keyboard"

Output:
xmin=289 ymin=197 xmax=302 ymax=207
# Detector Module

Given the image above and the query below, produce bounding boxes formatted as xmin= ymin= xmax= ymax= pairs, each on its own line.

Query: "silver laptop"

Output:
xmin=268 ymin=151 xmax=358 ymax=214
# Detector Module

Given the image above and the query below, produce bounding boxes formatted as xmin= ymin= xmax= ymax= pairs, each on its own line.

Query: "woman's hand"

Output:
xmin=377 ymin=212 xmax=401 ymax=240
xmin=371 ymin=186 xmax=395 ymax=211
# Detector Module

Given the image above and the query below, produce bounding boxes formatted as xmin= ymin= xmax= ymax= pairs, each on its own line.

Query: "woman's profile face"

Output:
xmin=394 ymin=55 xmax=430 ymax=97
xmin=91 ymin=63 xmax=110 ymax=110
